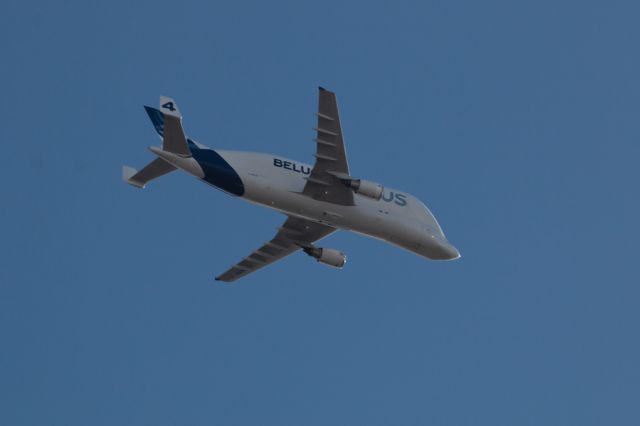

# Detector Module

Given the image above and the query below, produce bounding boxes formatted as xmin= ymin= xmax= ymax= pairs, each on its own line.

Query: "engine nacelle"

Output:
xmin=303 ymin=247 xmax=347 ymax=268
xmin=347 ymin=179 xmax=384 ymax=200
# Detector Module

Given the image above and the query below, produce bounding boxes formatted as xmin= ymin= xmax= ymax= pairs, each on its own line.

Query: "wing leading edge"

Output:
xmin=301 ymin=87 xmax=354 ymax=206
xmin=217 ymin=87 xmax=351 ymax=282
xmin=215 ymin=216 xmax=337 ymax=282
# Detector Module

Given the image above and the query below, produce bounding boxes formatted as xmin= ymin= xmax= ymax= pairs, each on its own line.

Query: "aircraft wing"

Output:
xmin=215 ymin=216 xmax=337 ymax=282
xmin=302 ymin=87 xmax=355 ymax=206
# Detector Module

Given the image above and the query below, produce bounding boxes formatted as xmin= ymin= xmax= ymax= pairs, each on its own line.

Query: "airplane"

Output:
xmin=123 ymin=87 xmax=460 ymax=282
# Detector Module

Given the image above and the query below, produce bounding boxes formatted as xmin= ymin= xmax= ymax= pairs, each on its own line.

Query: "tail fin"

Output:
xmin=158 ymin=96 xmax=190 ymax=156
xmin=142 ymin=96 xmax=191 ymax=156
xmin=123 ymin=96 xmax=189 ymax=189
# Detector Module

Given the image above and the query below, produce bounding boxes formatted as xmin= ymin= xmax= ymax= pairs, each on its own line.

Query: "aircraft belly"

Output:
xmin=214 ymin=151 xmax=449 ymax=257
xmin=245 ymin=184 xmax=396 ymax=241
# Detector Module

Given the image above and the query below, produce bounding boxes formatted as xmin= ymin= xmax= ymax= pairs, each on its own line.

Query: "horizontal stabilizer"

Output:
xmin=123 ymin=166 xmax=144 ymax=188
xmin=122 ymin=158 xmax=177 ymax=189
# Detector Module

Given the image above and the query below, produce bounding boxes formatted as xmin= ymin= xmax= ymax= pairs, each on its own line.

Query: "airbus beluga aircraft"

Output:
xmin=123 ymin=87 xmax=460 ymax=282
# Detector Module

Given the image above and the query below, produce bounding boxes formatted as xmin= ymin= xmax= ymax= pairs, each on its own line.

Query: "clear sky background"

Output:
xmin=1 ymin=1 xmax=639 ymax=425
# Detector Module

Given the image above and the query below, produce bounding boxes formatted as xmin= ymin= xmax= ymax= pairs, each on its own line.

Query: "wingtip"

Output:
xmin=122 ymin=165 xmax=145 ymax=189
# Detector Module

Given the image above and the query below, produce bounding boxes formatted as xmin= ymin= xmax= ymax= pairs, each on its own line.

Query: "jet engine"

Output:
xmin=303 ymin=247 xmax=347 ymax=268
xmin=345 ymin=179 xmax=384 ymax=200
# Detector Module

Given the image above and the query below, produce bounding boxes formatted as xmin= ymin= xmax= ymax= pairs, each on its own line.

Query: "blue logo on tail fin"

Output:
xmin=144 ymin=106 xmax=164 ymax=137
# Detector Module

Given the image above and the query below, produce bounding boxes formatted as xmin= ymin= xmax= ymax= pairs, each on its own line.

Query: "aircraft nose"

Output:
xmin=433 ymin=238 xmax=461 ymax=260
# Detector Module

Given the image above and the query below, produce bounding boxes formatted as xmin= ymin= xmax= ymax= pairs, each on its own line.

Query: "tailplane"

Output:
xmin=123 ymin=96 xmax=191 ymax=188
xmin=122 ymin=158 xmax=176 ymax=189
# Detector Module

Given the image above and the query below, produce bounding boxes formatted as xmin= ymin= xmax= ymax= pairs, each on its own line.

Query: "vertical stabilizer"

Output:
xmin=159 ymin=96 xmax=191 ymax=156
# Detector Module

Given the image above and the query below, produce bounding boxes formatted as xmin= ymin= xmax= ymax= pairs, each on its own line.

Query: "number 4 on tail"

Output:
xmin=162 ymin=101 xmax=176 ymax=111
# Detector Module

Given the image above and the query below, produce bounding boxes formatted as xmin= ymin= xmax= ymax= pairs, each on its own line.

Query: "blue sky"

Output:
xmin=1 ymin=0 xmax=639 ymax=424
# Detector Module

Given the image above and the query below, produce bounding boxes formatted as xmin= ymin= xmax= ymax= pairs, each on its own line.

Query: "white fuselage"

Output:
xmin=155 ymin=145 xmax=460 ymax=261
